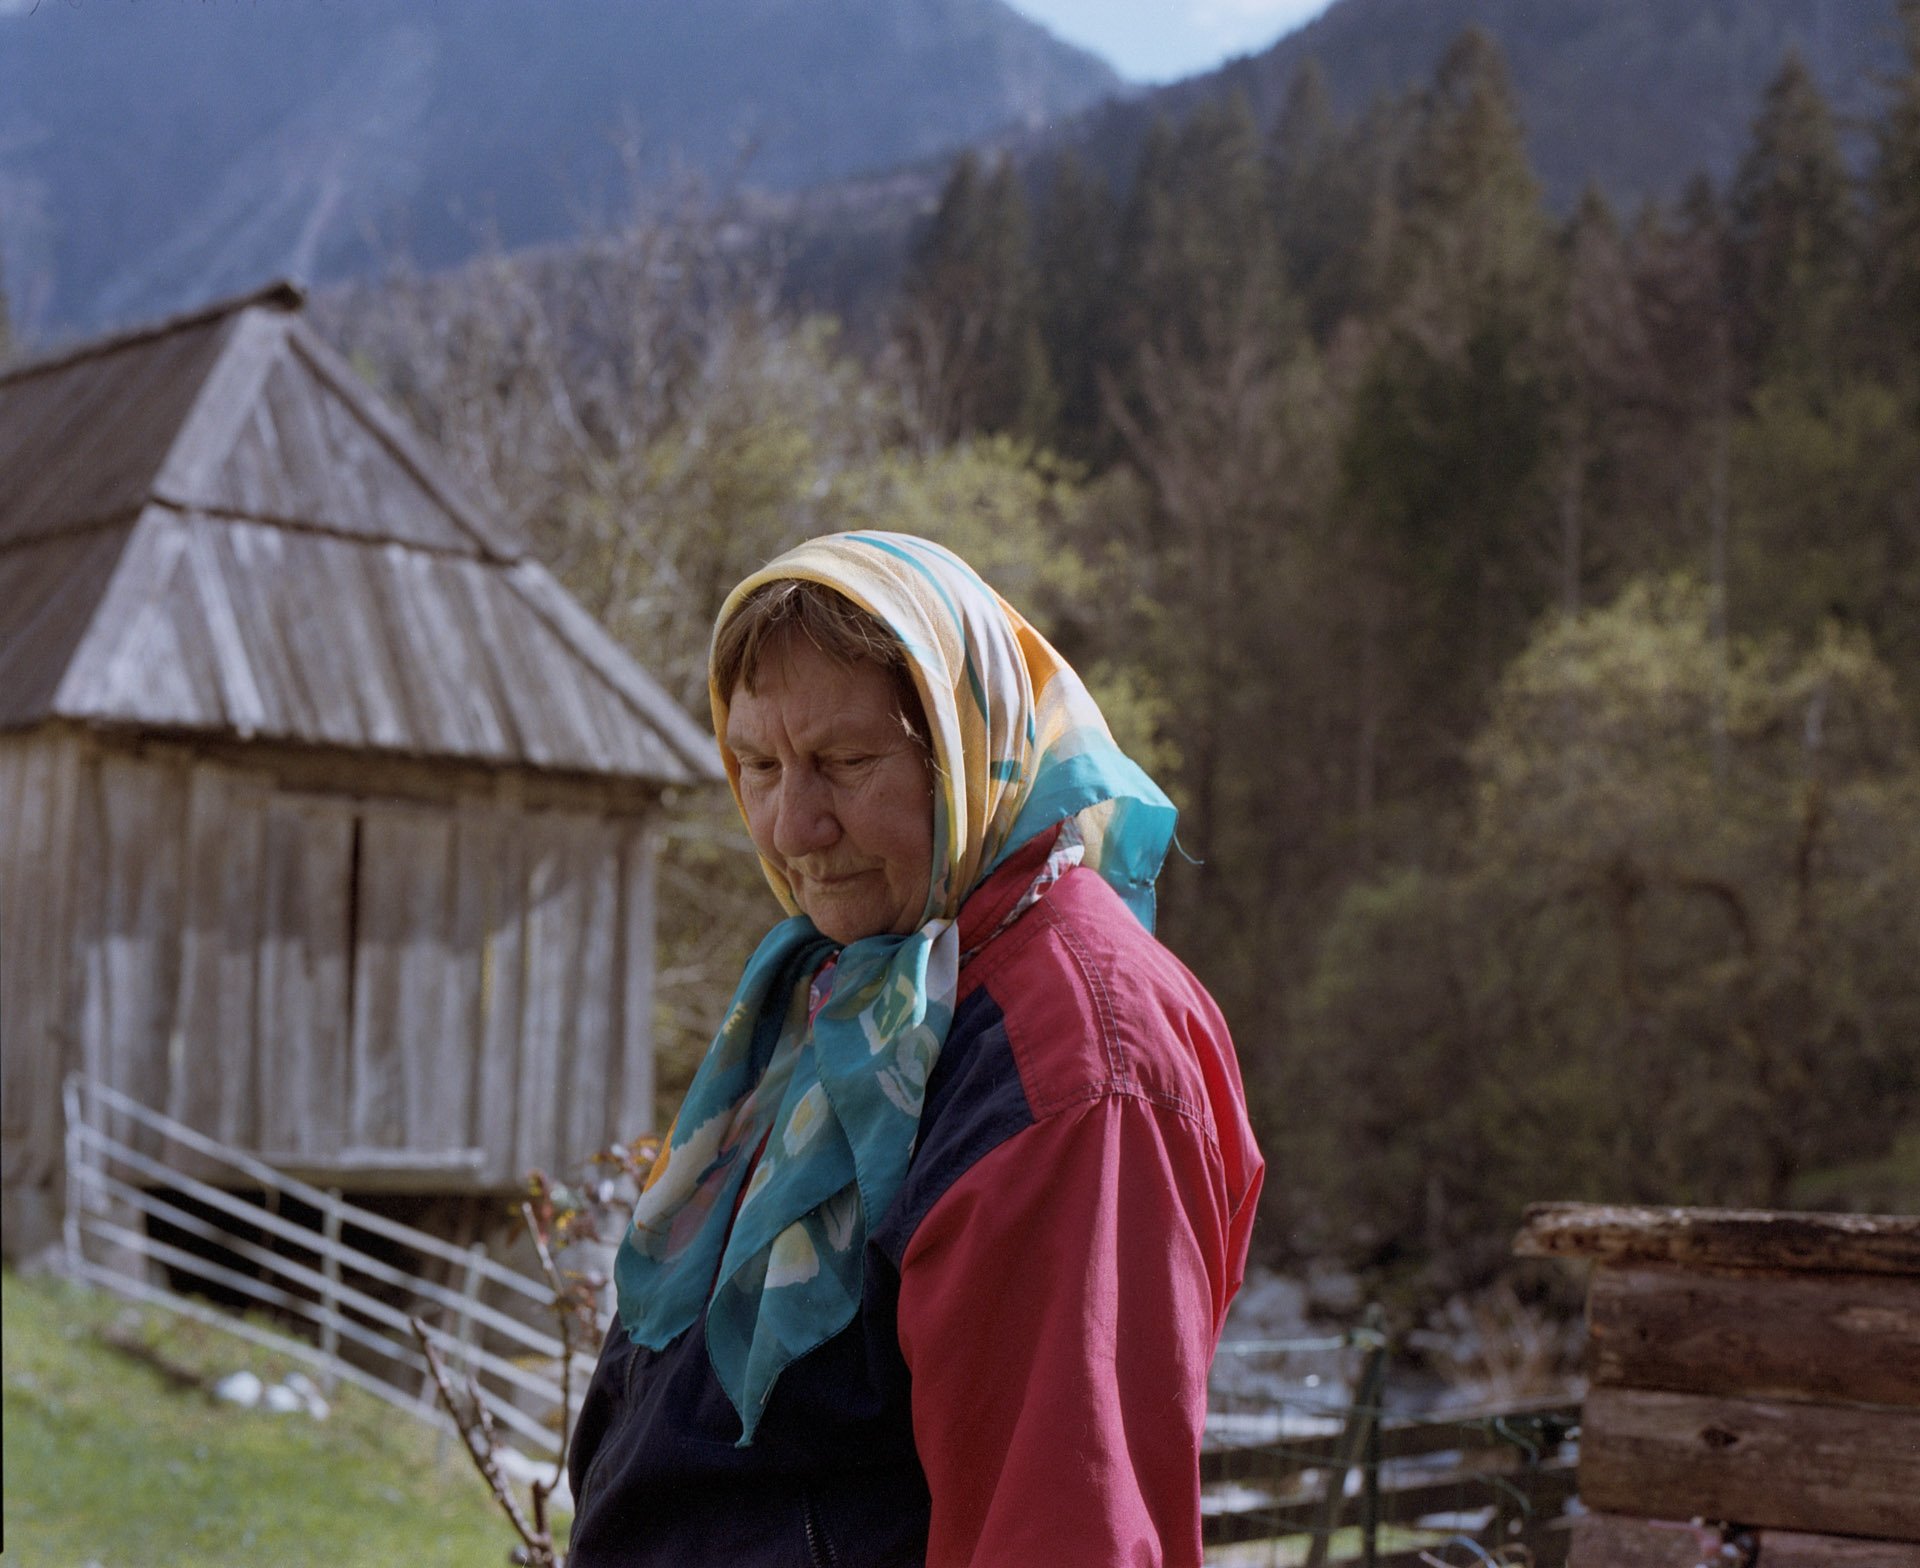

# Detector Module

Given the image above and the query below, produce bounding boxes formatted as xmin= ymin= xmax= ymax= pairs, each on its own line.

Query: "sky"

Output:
xmin=1004 ymin=0 xmax=1338 ymax=84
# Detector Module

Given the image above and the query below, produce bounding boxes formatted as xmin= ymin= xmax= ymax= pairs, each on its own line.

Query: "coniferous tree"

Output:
xmin=1728 ymin=50 xmax=1861 ymax=390
xmin=1393 ymin=28 xmax=1551 ymax=331
xmin=1111 ymin=94 xmax=1290 ymax=374
xmin=1268 ymin=60 xmax=1357 ymax=336
xmin=1033 ymin=150 xmax=1117 ymax=460
xmin=897 ymin=153 xmax=1054 ymax=440
xmin=1547 ymin=186 xmax=1652 ymax=613
xmin=1340 ymin=30 xmax=1556 ymax=805
xmin=1867 ymin=0 xmax=1920 ymax=379
xmin=1719 ymin=46 xmax=1920 ymax=690
xmin=1607 ymin=182 xmax=1740 ymax=601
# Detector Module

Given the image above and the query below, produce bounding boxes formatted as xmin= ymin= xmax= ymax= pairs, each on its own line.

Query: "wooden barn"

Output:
xmin=0 ymin=282 xmax=720 ymax=1261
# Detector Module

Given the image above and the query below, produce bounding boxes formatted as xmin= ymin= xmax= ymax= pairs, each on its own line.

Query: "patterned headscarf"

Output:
xmin=613 ymin=531 xmax=1175 ymax=1442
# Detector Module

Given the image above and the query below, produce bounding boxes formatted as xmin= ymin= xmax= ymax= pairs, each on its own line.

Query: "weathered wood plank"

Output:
xmin=252 ymin=529 xmax=370 ymax=743
xmin=484 ymin=570 xmax=593 ymax=772
xmin=615 ymin=820 xmax=659 ymax=1141
xmin=255 ymin=796 xmax=352 ymax=1156
xmin=87 ymin=752 xmax=189 ymax=1161
xmin=166 ymin=762 xmax=267 ymax=1160
xmin=491 ymin=580 xmax=612 ymax=774
xmin=215 ymin=398 xmax=299 ymax=520
xmin=0 ymin=313 xmax=231 ymax=544
xmin=54 ymin=510 xmax=215 ymax=727
xmin=0 ymin=732 xmax=85 ymax=1185
xmin=306 ymin=533 xmax=408 ymax=750
xmin=181 ymin=512 xmax=270 ymax=735
xmin=179 ymin=736 xmax=659 ymax=817
xmin=1745 ymin=1527 xmax=1920 ymax=1565
xmin=1580 ymin=1387 xmax=1920 ymax=1539
xmin=209 ymin=519 xmax=315 ymax=739
xmin=351 ymin=809 xmax=453 ymax=1151
xmin=432 ymin=804 xmax=491 ymax=1155
xmin=1516 ymin=1203 xmax=1920 ymax=1276
xmin=1589 ymin=1262 xmax=1920 ymax=1407
xmin=288 ymin=320 xmax=517 ymax=558
xmin=152 ymin=308 xmax=286 ymax=509
xmin=1571 ymin=1513 xmax=1742 ymax=1568
xmin=0 ymin=527 xmax=139 ymax=728
xmin=261 ymin=350 xmax=338 ymax=528
xmin=514 ymin=817 xmax=583 ymax=1177
xmin=558 ymin=821 xmax=620 ymax=1170
xmin=505 ymin=560 xmax=720 ymax=781
xmin=386 ymin=547 xmax=511 ymax=759
xmin=473 ymin=802 xmax=527 ymax=1188
xmin=1573 ymin=1513 xmax=1920 ymax=1568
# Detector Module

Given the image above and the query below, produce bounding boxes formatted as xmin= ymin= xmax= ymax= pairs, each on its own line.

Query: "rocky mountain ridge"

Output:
xmin=0 ymin=0 xmax=1124 ymax=338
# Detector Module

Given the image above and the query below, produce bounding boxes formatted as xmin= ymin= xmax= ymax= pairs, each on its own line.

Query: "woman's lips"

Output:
xmin=798 ymin=869 xmax=872 ymax=890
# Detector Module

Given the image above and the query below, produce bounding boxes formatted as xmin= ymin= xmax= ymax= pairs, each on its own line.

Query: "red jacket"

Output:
xmin=568 ymin=833 xmax=1264 ymax=1567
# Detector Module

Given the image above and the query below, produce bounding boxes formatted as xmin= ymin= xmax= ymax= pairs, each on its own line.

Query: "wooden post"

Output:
xmin=1306 ymin=1312 xmax=1388 ymax=1568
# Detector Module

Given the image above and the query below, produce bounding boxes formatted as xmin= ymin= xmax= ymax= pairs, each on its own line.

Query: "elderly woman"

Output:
xmin=567 ymin=532 xmax=1263 ymax=1567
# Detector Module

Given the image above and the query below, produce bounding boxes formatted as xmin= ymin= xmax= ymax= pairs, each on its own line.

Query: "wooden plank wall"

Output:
xmin=253 ymin=796 xmax=353 ymax=1157
xmin=1575 ymin=1513 xmax=1920 ymax=1566
xmin=1518 ymin=1206 xmax=1920 ymax=1566
xmin=0 ymin=732 xmax=85 ymax=1185
xmin=1575 ymin=1260 xmax=1920 ymax=1544
xmin=0 ymin=732 xmax=657 ymax=1201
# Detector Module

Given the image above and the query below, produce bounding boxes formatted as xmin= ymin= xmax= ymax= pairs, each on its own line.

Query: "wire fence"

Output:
xmin=1204 ymin=1316 xmax=1580 ymax=1567
xmin=62 ymin=1072 xmax=590 ymax=1464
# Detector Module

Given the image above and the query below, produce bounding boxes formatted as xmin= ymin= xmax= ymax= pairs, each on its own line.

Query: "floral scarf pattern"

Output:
xmin=613 ymin=531 xmax=1175 ymax=1443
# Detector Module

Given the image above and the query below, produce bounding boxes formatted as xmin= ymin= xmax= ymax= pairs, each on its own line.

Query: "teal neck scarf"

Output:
xmin=614 ymin=531 xmax=1175 ymax=1443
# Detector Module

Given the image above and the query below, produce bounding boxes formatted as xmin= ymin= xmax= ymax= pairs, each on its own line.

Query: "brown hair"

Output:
xmin=714 ymin=579 xmax=929 ymax=743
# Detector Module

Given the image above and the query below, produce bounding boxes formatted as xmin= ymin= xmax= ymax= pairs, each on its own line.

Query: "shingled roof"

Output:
xmin=0 ymin=283 xmax=719 ymax=786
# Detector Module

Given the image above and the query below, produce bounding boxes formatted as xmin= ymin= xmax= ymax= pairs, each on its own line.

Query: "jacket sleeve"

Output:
xmin=894 ymin=1089 xmax=1250 ymax=1568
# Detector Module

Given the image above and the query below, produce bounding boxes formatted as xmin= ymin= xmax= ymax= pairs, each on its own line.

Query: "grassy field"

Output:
xmin=1 ymin=1267 xmax=565 ymax=1567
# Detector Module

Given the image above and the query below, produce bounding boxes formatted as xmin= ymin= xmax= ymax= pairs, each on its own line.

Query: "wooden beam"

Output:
xmin=1580 ymin=1388 xmax=1920 ymax=1540
xmin=1573 ymin=1514 xmax=1920 ymax=1568
xmin=1751 ymin=1527 xmax=1920 ymax=1565
xmin=1588 ymin=1263 xmax=1920 ymax=1407
xmin=93 ymin=727 xmax=668 ymax=816
xmin=1570 ymin=1512 xmax=1720 ymax=1568
xmin=1515 ymin=1203 xmax=1920 ymax=1276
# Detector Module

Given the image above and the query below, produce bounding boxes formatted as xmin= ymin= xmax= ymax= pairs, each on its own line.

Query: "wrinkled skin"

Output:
xmin=725 ymin=628 xmax=933 ymax=944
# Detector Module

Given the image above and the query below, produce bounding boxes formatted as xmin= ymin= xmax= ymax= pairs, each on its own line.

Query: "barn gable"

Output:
xmin=0 ymin=282 xmax=717 ymax=783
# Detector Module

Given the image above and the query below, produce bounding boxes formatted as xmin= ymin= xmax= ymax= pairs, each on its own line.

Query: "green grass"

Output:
xmin=2 ymin=1268 xmax=566 ymax=1567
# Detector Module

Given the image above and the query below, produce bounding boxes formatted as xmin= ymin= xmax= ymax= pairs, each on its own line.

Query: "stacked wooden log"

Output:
xmin=1515 ymin=1203 xmax=1920 ymax=1567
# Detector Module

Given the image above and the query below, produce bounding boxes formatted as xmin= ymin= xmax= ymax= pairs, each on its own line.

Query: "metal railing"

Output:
xmin=61 ymin=1072 xmax=593 ymax=1463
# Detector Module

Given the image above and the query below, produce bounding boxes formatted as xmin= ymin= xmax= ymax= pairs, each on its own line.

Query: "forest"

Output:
xmin=313 ymin=9 xmax=1920 ymax=1300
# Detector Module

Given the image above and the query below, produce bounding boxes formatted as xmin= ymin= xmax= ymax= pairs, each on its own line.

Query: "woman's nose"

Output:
xmin=772 ymin=769 xmax=840 ymax=861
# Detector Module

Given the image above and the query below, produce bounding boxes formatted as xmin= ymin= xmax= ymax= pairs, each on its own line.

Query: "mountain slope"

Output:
xmin=768 ymin=0 xmax=1901 ymax=324
xmin=1095 ymin=0 xmax=1901 ymax=209
xmin=0 ymin=0 xmax=1125 ymax=338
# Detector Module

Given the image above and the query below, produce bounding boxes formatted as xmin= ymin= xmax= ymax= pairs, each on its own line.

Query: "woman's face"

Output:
xmin=725 ymin=627 xmax=934 ymax=944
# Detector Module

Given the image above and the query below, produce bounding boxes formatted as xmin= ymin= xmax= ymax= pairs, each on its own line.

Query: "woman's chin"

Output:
xmin=801 ymin=893 xmax=893 ymax=945
xmin=809 ymin=910 xmax=888 ymax=945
